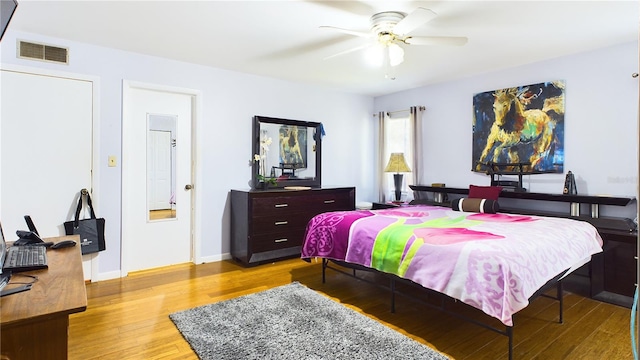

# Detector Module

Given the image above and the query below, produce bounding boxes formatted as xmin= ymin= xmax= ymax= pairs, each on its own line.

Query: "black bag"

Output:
xmin=64 ymin=189 xmax=106 ymax=255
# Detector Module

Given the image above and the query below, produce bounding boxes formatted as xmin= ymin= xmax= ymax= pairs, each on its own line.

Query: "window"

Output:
xmin=381 ymin=113 xmax=415 ymax=202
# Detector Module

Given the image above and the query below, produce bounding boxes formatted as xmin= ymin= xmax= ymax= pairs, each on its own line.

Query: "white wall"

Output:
xmin=1 ymin=30 xmax=375 ymax=279
xmin=375 ymin=42 xmax=638 ymax=219
xmin=3 ymin=28 xmax=636 ymax=279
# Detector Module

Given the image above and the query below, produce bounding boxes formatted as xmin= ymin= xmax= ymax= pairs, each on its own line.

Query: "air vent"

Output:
xmin=17 ymin=40 xmax=68 ymax=64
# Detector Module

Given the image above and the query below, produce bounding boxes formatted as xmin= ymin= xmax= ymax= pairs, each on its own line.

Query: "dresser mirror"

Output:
xmin=252 ymin=116 xmax=322 ymax=189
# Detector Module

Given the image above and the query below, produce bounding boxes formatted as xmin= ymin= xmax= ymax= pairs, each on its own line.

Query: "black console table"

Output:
xmin=410 ymin=185 xmax=637 ymax=308
xmin=410 ymin=185 xmax=633 ymax=217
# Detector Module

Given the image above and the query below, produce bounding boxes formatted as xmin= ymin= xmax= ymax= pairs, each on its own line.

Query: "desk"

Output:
xmin=1 ymin=235 xmax=87 ymax=360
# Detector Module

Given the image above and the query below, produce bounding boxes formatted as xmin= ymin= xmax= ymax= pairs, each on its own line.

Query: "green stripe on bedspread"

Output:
xmin=370 ymin=215 xmax=481 ymax=276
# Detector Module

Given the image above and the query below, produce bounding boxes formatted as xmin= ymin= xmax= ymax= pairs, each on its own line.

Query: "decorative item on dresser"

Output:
xmin=230 ymin=187 xmax=355 ymax=266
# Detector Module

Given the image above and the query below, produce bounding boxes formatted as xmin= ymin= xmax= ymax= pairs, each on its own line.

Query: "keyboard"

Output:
xmin=4 ymin=245 xmax=48 ymax=272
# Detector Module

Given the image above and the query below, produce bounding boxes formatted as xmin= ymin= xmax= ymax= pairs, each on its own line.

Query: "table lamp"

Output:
xmin=384 ymin=152 xmax=411 ymax=202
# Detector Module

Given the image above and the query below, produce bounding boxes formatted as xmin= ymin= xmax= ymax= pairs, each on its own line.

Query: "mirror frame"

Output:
xmin=252 ymin=115 xmax=322 ymax=189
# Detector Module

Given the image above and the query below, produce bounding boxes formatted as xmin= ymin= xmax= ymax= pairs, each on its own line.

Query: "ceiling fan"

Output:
xmin=320 ymin=8 xmax=467 ymax=71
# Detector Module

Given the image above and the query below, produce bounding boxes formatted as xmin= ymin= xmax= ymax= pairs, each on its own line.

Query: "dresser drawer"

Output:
xmin=252 ymin=213 xmax=313 ymax=234
xmin=252 ymin=196 xmax=301 ymax=214
xmin=250 ymin=228 xmax=306 ymax=253
xmin=251 ymin=190 xmax=354 ymax=215
xmin=305 ymin=192 xmax=354 ymax=212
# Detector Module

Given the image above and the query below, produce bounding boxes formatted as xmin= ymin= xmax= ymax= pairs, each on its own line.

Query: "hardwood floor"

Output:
xmin=149 ymin=209 xmax=176 ymax=220
xmin=69 ymin=258 xmax=634 ymax=359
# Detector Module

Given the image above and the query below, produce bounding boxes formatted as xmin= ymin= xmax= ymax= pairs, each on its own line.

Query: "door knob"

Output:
xmin=184 ymin=184 xmax=193 ymax=190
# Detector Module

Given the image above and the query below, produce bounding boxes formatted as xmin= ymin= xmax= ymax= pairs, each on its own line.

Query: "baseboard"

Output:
xmin=91 ymin=253 xmax=233 ymax=282
xmin=95 ymin=270 xmax=122 ymax=282
xmin=198 ymin=252 xmax=232 ymax=264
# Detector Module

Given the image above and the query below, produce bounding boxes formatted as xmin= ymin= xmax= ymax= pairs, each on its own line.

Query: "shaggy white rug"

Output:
xmin=170 ymin=282 xmax=449 ymax=359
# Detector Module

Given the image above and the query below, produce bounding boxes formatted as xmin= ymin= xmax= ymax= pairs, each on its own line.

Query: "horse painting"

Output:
xmin=472 ymin=81 xmax=565 ymax=173
xmin=279 ymin=125 xmax=307 ymax=168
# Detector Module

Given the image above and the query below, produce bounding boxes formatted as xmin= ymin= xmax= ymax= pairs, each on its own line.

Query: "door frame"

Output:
xmin=121 ymin=80 xmax=202 ymax=277
xmin=0 ymin=63 xmax=100 ymax=281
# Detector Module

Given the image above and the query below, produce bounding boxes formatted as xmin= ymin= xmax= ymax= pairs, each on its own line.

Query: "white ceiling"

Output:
xmin=7 ymin=1 xmax=639 ymax=97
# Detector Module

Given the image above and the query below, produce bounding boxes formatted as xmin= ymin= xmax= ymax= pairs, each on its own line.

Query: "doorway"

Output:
xmin=122 ymin=81 xmax=199 ymax=274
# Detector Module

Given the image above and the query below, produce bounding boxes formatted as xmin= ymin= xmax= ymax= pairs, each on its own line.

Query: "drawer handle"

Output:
xmin=324 ymin=200 xmax=336 ymax=204
xmin=274 ymin=221 xmax=288 ymax=225
xmin=274 ymin=204 xmax=288 ymax=208
xmin=274 ymin=238 xmax=288 ymax=243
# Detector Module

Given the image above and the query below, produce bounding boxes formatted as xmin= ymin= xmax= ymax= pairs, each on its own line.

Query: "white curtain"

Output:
xmin=410 ymin=106 xmax=425 ymax=186
xmin=377 ymin=111 xmax=387 ymax=202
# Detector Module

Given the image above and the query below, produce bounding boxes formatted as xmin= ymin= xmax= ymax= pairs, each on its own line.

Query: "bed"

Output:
xmin=301 ymin=204 xmax=603 ymax=359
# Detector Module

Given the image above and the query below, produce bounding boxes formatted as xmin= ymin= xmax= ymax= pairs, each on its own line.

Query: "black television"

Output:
xmin=0 ymin=0 xmax=17 ymax=43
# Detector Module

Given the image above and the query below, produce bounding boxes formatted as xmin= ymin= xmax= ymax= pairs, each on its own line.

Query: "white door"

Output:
xmin=122 ymin=83 xmax=193 ymax=273
xmin=0 ymin=69 xmax=93 ymax=249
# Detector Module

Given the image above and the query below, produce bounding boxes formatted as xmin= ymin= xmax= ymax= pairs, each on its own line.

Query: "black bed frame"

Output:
xmin=320 ymin=258 xmax=567 ymax=360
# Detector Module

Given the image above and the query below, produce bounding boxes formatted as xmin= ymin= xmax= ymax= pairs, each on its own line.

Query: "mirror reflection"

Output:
xmin=258 ymin=124 xmax=315 ymax=180
xmin=253 ymin=116 xmax=322 ymax=189
xmin=147 ymin=114 xmax=177 ymax=220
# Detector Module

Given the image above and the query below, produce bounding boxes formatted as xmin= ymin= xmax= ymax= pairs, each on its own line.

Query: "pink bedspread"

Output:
xmin=301 ymin=205 xmax=603 ymax=326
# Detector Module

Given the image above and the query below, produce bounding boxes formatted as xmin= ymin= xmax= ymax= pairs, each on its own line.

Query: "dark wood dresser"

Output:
xmin=230 ymin=187 xmax=355 ymax=266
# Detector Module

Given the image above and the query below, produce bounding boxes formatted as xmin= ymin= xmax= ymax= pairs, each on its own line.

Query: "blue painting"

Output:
xmin=472 ymin=80 xmax=565 ymax=173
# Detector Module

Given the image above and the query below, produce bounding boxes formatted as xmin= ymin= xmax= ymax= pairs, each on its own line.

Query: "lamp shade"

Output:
xmin=384 ymin=153 xmax=411 ymax=173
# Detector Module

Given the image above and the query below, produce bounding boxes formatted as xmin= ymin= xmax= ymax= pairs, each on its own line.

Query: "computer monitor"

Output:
xmin=0 ymin=0 xmax=18 ymax=43
xmin=0 ymin=222 xmax=6 ymax=273
xmin=0 ymin=222 xmax=10 ymax=291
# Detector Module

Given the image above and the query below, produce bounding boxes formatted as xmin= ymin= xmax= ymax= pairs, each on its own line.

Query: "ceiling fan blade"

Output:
xmin=393 ymin=8 xmax=437 ymax=36
xmin=305 ymin=0 xmax=375 ymax=16
xmin=256 ymin=35 xmax=356 ymax=61
xmin=323 ymin=43 xmax=372 ymax=60
xmin=320 ymin=26 xmax=371 ymax=38
xmin=405 ymin=36 xmax=468 ymax=46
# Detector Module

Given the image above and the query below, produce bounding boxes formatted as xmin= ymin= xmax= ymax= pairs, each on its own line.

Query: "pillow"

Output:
xmin=451 ymin=198 xmax=500 ymax=214
xmin=468 ymin=185 xmax=502 ymax=200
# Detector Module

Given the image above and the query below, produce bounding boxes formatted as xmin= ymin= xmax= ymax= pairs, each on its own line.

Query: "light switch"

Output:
xmin=108 ymin=155 xmax=117 ymax=167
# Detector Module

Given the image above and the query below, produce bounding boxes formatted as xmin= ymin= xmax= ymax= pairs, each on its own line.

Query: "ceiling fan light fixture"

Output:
xmin=364 ymin=43 xmax=385 ymax=67
xmin=377 ymin=32 xmax=395 ymax=45
xmin=388 ymin=43 xmax=404 ymax=67
xmin=320 ymin=7 xmax=466 ymax=73
xmin=370 ymin=11 xmax=405 ymax=35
